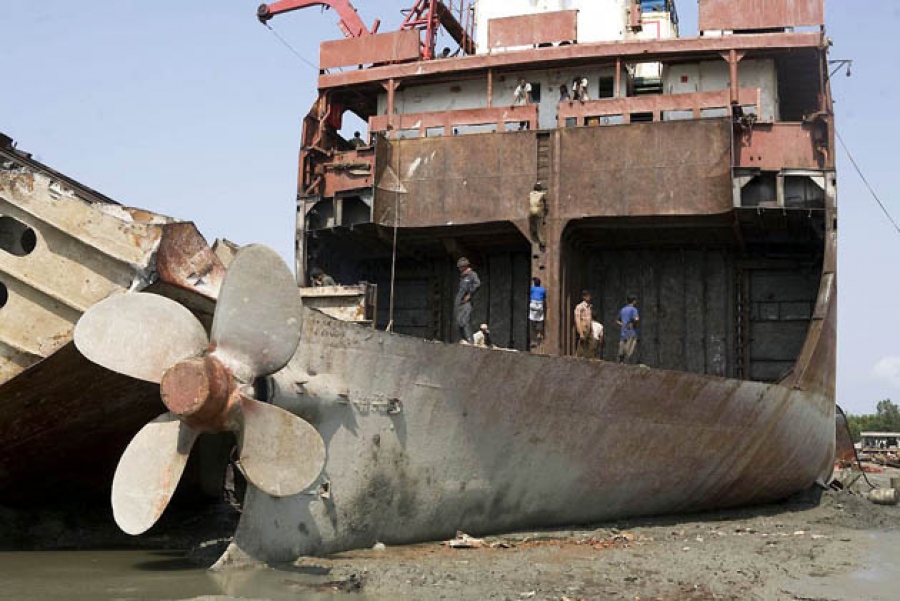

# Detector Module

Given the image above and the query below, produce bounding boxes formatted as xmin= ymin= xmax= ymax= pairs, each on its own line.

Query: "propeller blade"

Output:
xmin=210 ymin=245 xmax=302 ymax=380
xmin=237 ymin=396 xmax=326 ymax=497
xmin=112 ymin=412 xmax=200 ymax=535
xmin=74 ymin=293 xmax=209 ymax=383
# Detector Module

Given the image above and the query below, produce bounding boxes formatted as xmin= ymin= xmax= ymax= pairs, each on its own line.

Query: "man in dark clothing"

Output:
xmin=309 ymin=266 xmax=336 ymax=287
xmin=350 ymin=131 xmax=366 ymax=148
xmin=455 ymin=257 xmax=481 ymax=343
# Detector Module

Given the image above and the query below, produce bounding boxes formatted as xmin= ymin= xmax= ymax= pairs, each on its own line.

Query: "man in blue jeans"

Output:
xmin=616 ymin=296 xmax=640 ymax=364
xmin=529 ymin=277 xmax=547 ymax=348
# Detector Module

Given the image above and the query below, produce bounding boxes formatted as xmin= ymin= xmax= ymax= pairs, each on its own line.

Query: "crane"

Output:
xmin=257 ymin=1 xmax=380 ymax=38
xmin=257 ymin=1 xmax=475 ymax=60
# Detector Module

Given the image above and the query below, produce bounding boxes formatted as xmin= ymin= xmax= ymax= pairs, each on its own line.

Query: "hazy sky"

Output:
xmin=1 ymin=2 xmax=896 ymax=414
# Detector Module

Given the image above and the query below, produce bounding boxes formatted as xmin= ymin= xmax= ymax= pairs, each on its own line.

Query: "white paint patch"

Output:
xmin=406 ymin=157 xmax=423 ymax=179
xmin=872 ymin=356 xmax=900 ymax=388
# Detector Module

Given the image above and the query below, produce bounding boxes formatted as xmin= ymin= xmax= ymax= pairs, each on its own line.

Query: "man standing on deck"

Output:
xmin=574 ymin=290 xmax=594 ymax=358
xmin=512 ymin=77 xmax=533 ymax=130
xmin=529 ymin=277 xmax=547 ymax=348
xmin=617 ymin=296 xmax=640 ymax=363
xmin=456 ymin=257 xmax=481 ymax=344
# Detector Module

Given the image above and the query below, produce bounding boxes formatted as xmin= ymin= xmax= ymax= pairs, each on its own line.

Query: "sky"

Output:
xmin=1 ymin=2 xmax=897 ymax=414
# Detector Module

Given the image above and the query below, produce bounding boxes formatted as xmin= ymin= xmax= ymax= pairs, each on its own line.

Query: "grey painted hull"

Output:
xmin=226 ymin=308 xmax=834 ymax=563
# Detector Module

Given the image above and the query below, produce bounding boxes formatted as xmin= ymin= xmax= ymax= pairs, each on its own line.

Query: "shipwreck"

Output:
xmin=1 ymin=0 xmax=837 ymax=566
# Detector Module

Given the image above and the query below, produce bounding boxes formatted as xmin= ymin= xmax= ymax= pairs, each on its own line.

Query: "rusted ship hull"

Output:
xmin=225 ymin=289 xmax=835 ymax=563
xmin=0 ymin=137 xmax=225 ymax=501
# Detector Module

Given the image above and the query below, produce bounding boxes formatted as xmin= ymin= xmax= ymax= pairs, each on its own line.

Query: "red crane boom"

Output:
xmin=257 ymin=0 xmax=380 ymax=38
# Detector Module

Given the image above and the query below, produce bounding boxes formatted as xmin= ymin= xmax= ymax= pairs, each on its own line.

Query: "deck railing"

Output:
xmin=556 ymin=88 xmax=762 ymax=127
xmin=369 ymin=104 xmax=539 ymax=138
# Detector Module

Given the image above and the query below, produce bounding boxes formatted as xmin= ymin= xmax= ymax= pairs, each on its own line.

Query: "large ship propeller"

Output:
xmin=74 ymin=245 xmax=326 ymax=535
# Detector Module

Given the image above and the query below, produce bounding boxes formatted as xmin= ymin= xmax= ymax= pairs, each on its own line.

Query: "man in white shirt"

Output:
xmin=473 ymin=323 xmax=492 ymax=347
xmin=512 ymin=78 xmax=532 ymax=106
xmin=512 ymin=78 xmax=533 ymax=130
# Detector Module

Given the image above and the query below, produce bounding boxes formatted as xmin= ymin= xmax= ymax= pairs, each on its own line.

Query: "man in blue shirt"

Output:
xmin=616 ymin=296 xmax=640 ymax=364
xmin=529 ymin=277 xmax=547 ymax=348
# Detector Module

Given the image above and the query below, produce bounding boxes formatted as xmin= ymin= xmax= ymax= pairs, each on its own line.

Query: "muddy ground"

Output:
xmin=2 ymin=468 xmax=897 ymax=600
xmin=279 ymin=468 xmax=900 ymax=601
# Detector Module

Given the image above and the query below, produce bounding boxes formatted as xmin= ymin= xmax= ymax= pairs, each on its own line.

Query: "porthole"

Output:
xmin=0 ymin=281 xmax=8 ymax=308
xmin=0 ymin=216 xmax=38 ymax=256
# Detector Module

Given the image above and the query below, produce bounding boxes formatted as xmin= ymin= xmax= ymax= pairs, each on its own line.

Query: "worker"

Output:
xmin=309 ymin=266 xmax=336 ymax=287
xmin=574 ymin=290 xmax=594 ymax=359
xmin=572 ymin=77 xmax=590 ymax=102
xmin=591 ymin=320 xmax=604 ymax=359
xmin=529 ymin=277 xmax=546 ymax=348
xmin=473 ymin=323 xmax=492 ymax=347
xmin=455 ymin=257 xmax=481 ymax=344
xmin=528 ymin=183 xmax=548 ymax=249
xmin=512 ymin=77 xmax=533 ymax=106
xmin=616 ymin=296 xmax=640 ymax=363
xmin=558 ymin=84 xmax=571 ymax=103
xmin=350 ymin=131 xmax=366 ymax=148
xmin=512 ymin=77 xmax=533 ymax=130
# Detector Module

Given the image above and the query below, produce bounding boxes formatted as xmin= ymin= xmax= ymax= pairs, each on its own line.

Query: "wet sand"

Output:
xmin=1 ymin=470 xmax=897 ymax=600
xmin=283 ymin=470 xmax=900 ymax=600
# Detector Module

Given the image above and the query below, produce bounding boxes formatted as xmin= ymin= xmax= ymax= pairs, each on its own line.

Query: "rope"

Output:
xmin=835 ymin=404 xmax=878 ymax=490
xmin=836 ymin=130 xmax=900 ymax=236
xmin=386 ymin=139 xmax=401 ymax=332
xmin=264 ymin=24 xmax=319 ymax=71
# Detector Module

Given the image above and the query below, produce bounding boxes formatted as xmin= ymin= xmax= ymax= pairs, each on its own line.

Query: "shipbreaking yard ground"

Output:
xmin=2 ymin=468 xmax=898 ymax=600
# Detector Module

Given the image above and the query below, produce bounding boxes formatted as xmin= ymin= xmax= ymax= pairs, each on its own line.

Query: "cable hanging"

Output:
xmin=836 ymin=130 xmax=900 ymax=236
xmin=264 ymin=24 xmax=319 ymax=71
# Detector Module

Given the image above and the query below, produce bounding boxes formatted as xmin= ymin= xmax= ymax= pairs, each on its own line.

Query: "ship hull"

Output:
xmin=226 ymin=306 xmax=835 ymax=563
xmin=0 ymin=139 xmax=226 ymax=502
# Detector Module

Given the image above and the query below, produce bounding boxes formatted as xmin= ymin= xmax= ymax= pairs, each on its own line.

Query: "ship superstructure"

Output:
xmin=278 ymin=0 xmax=833 ymax=388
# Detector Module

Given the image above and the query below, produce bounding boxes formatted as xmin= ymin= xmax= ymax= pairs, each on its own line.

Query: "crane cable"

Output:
xmin=264 ymin=23 xmax=319 ymax=71
xmin=836 ymin=130 xmax=900 ymax=236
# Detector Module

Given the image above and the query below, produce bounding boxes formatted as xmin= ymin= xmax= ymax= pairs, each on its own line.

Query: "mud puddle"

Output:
xmin=0 ymin=549 xmax=360 ymax=601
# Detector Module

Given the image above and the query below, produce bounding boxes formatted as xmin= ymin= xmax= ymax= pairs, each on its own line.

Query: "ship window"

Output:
xmin=0 ymin=216 xmax=37 ymax=257
xmin=630 ymin=112 xmax=654 ymax=123
xmin=598 ymin=77 xmax=615 ymax=98
xmin=530 ymin=83 xmax=542 ymax=103
xmin=0 ymin=281 xmax=7 ymax=308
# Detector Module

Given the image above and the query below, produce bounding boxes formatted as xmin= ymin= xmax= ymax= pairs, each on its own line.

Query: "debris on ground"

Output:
xmin=443 ymin=531 xmax=486 ymax=549
xmin=301 ymin=468 xmax=900 ymax=600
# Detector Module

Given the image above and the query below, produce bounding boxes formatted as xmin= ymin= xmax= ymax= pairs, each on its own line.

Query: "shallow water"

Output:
xmin=784 ymin=531 xmax=900 ymax=601
xmin=0 ymin=549 xmax=355 ymax=601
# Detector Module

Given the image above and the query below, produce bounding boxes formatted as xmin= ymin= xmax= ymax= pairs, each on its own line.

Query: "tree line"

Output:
xmin=844 ymin=399 xmax=900 ymax=442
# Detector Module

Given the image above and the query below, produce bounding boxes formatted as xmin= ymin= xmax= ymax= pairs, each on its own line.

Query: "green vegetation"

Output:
xmin=845 ymin=400 xmax=900 ymax=442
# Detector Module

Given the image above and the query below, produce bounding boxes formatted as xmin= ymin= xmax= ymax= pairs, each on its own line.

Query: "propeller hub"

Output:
xmin=160 ymin=357 xmax=230 ymax=428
